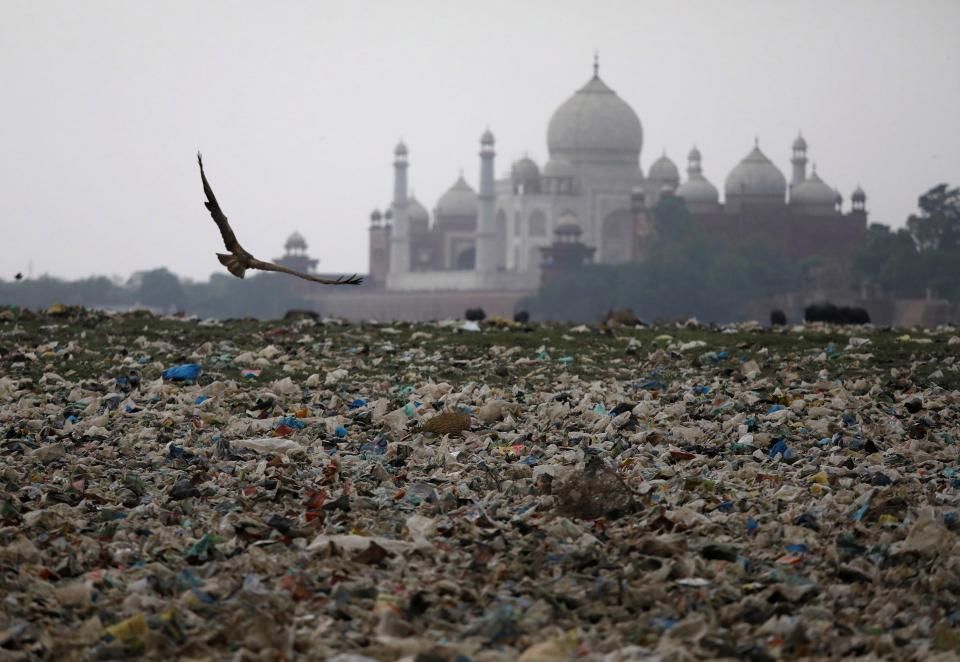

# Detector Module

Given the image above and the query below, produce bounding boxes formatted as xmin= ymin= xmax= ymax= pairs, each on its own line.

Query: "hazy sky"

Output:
xmin=2 ymin=0 xmax=958 ymax=282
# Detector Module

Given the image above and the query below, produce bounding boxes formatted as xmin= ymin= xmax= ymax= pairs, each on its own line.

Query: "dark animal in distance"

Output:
xmin=770 ymin=309 xmax=787 ymax=326
xmin=283 ymin=309 xmax=320 ymax=322
xmin=197 ymin=153 xmax=361 ymax=286
xmin=513 ymin=310 xmax=530 ymax=324
xmin=804 ymin=302 xmax=871 ymax=325
xmin=843 ymin=307 xmax=871 ymax=325
xmin=464 ymin=308 xmax=487 ymax=322
xmin=603 ymin=308 xmax=644 ymax=327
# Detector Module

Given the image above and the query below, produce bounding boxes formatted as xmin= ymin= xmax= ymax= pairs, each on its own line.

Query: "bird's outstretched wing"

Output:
xmin=247 ymin=257 xmax=363 ymax=285
xmin=197 ymin=152 xmax=362 ymax=286
xmin=197 ymin=152 xmax=244 ymax=255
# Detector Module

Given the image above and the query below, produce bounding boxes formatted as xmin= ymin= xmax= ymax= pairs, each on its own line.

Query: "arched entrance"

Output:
xmin=455 ymin=247 xmax=475 ymax=270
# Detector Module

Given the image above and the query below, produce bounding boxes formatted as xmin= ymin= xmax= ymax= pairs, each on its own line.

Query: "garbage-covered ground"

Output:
xmin=2 ymin=306 xmax=960 ymax=661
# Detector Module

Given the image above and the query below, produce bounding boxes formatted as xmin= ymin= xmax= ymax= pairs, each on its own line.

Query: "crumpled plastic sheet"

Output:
xmin=1 ymin=306 xmax=960 ymax=660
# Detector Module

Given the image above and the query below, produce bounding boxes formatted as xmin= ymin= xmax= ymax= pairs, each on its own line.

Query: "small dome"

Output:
xmin=543 ymin=159 xmax=575 ymax=178
xmin=688 ymin=146 xmax=702 ymax=162
xmin=481 ymin=129 xmax=495 ymax=145
xmin=792 ymin=133 xmax=807 ymax=151
xmin=676 ymin=175 xmax=719 ymax=205
xmin=407 ymin=196 xmax=429 ymax=224
xmin=394 ymin=141 xmax=408 ymax=156
xmin=383 ymin=208 xmax=393 ymax=221
xmin=725 ymin=145 xmax=787 ymax=200
xmin=370 ymin=209 xmax=382 ymax=222
xmin=436 ymin=176 xmax=477 ymax=217
xmin=547 ymin=75 xmax=642 ymax=163
xmin=285 ymin=232 xmax=307 ymax=251
xmin=791 ymin=170 xmax=835 ymax=207
xmin=512 ymin=157 xmax=540 ymax=181
xmin=554 ymin=221 xmax=583 ymax=237
xmin=649 ymin=153 xmax=680 ymax=185
xmin=852 ymin=186 xmax=866 ymax=202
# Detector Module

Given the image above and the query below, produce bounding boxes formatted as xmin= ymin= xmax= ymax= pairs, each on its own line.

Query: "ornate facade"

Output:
xmin=368 ymin=60 xmax=868 ymax=291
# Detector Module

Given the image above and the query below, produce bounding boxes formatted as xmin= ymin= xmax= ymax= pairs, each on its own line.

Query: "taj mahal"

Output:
xmin=362 ymin=58 xmax=868 ymax=295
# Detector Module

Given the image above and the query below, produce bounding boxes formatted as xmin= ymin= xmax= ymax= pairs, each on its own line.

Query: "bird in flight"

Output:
xmin=197 ymin=153 xmax=362 ymax=285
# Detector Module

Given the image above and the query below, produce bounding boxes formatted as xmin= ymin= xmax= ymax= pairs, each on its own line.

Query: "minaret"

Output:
xmin=687 ymin=145 xmax=703 ymax=177
xmin=851 ymin=185 xmax=866 ymax=213
xmin=388 ymin=141 xmax=410 ymax=275
xmin=393 ymin=141 xmax=408 ymax=204
xmin=475 ymin=129 xmax=497 ymax=273
xmin=791 ymin=133 xmax=807 ymax=187
xmin=368 ymin=209 xmax=390 ymax=285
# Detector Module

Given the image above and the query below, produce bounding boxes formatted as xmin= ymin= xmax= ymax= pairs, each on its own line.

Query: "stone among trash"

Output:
xmin=421 ymin=410 xmax=471 ymax=435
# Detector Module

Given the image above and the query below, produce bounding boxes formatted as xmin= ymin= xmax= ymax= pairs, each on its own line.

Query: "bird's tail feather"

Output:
xmin=217 ymin=253 xmax=247 ymax=279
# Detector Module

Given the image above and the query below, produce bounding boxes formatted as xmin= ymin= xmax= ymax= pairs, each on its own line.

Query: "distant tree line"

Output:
xmin=525 ymin=182 xmax=960 ymax=323
xmin=524 ymin=195 xmax=801 ymax=323
xmin=854 ymin=183 xmax=960 ymax=301
xmin=4 ymin=183 xmax=955 ymax=323
xmin=0 ymin=269 xmax=313 ymax=319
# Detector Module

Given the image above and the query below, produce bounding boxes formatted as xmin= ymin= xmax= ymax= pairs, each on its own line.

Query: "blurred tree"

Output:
xmin=525 ymin=196 xmax=799 ymax=323
xmin=854 ymin=183 xmax=960 ymax=301
xmin=75 ymin=276 xmax=127 ymax=305
xmin=651 ymin=193 xmax=694 ymax=249
xmin=854 ymin=224 xmax=923 ymax=297
xmin=0 ymin=275 xmax=133 ymax=309
xmin=137 ymin=268 xmax=185 ymax=310
xmin=0 ymin=268 xmax=315 ymax=319
xmin=907 ymin=184 xmax=960 ymax=253
xmin=182 ymin=272 xmax=314 ymax=319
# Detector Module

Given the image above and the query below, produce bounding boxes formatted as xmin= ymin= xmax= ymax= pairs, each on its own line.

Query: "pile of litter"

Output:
xmin=1 ymin=306 xmax=960 ymax=660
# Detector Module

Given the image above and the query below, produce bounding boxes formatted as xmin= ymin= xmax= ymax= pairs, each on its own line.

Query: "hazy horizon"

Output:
xmin=2 ymin=0 xmax=958 ymax=282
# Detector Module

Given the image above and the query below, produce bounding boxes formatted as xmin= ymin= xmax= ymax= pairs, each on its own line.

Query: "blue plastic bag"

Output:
xmin=768 ymin=438 xmax=794 ymax=460
xmin=163 ymin=363 xmax=202 ymax=382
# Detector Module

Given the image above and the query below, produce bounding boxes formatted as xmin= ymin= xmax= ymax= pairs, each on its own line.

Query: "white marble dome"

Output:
xmin=791 ymin=170 xmax=835 ymax=207
xmin=725 ymin=145 xmax=787 ymax=200
xmin=543 ymin=159 xmax=575 ymax=178
xmin=436 ymin=176 xmax=477 ymax=217
xmin=406 ymin=196 xmax=430 ymax=224
xmin=547 ymin=75 xmax=642 ymax=163
xmin=676 ymin=175 xmax=719 ymax=204
xmin=284 ymin=232 xmax=307 ymax=251
xmin=648 ymin=153 xmax=680 ymax=186
xmin=511 ymin=157 xmax=540 ymax=181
